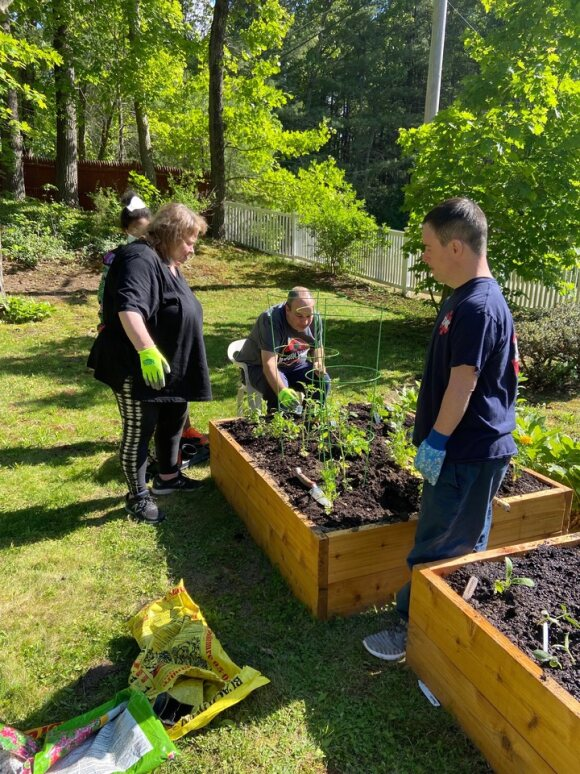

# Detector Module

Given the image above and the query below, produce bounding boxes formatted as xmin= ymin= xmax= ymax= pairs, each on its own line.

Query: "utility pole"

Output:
xmin=424 ymin=0 xmax=448 ymax=122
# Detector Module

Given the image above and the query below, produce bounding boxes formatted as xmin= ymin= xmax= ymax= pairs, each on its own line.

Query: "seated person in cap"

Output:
xmin=236 ymin=287 xmax=330 ymax=411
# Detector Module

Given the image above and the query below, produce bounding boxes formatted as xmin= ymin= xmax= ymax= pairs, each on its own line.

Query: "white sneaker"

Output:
xmin=362 ymin=625 xmax=407 ymax=661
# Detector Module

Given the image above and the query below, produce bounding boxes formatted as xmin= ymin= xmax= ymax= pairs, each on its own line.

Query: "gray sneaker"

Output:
xmin=125 ymin=494 xmax=165 ymax=525
xmin=362 ymin=625 xmax=407 ymax=661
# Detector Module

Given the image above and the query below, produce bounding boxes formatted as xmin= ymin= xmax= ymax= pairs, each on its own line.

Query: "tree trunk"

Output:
xmin=0 ymin=230 xmax=6 ymax=302
xmin=98 ymin=103 xmax=114 ymax=160
xmin=77 ymin=86 xmax=86 ymax=160
xmin=208 ymin=0 xmax=229 ymax=239
xmin=1 ymin=86 xmax=26 ymax=200
xmin=1 ymin=15 xmax=25 ymax=199
xmin=127 ymin=0 xmax=156 ymax=184
xmin=134 ymin=100 xmax=156 ymax=184
xmin=117 ymin=97 xmax=125 ymax=162
xmin=53 ymin=0 xmax=79 ymax=206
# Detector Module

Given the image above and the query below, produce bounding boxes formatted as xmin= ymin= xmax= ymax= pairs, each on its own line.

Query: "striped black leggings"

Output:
xmin=113 ymin=379 xmax=188 ymax=497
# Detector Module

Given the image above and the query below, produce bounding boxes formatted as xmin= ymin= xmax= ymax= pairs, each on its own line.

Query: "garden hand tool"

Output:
xmin=414 ymin=428 xmax=449 ymax=486
xmin=295 ymin=467 xmax=331 ymax=508
xmin=138 ymin=346 xmax=171 ymax=389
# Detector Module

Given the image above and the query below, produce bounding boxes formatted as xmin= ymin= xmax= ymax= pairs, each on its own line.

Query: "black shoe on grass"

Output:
xmin=125 ymin=494 xmax=165 ymax=524
xmin=180 ymin=442 xmax=210 ymax=468
xmin=151 ymin=472 xmax=204 ymax=495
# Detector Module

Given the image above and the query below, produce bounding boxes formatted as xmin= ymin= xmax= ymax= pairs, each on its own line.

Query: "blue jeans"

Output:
xmin=247 ymin=362 xmax=330 ymax=411
xmin=395 ymin=456 xmax=510 ymax=621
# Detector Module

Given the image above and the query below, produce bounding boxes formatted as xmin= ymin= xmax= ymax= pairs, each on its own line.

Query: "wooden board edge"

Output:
xmin=413 ymin=533 xmax=580 ymax=576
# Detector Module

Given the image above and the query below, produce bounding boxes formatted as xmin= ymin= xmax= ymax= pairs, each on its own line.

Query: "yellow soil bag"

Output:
xmin=128 ymin=580 xmax=269 ymax=739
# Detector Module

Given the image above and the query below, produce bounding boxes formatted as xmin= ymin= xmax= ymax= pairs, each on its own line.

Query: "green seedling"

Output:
xmin=320 ymin=459 xmax=340 ymax=513
xmin=248 ymin=408 xmax=267 ymax=438
xmin=553 ymin=632 xmax=576 ymax=665
xmin=268 ymin=411 xmax=301 ymax=441
xmin=538 ymin=604 xmax=580 ymax=630
xmin=493 ymin=557 xmax=535 ymax=594
xmin=532 ymin=648 xmax=563 ymax=669
xmin=557 ymin=604 xmax=580 ymax=629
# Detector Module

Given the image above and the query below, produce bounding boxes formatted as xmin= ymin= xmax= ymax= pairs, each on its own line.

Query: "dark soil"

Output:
xmin=222 ymin=403 xmax=550 ymax=532
xmin=447 ymin=543 xmax=580 ymax=701
xmin=498 ymin=465 xmax=546 ymax=497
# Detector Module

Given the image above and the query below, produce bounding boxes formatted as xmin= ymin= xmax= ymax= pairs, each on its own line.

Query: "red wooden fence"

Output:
xmin=20 ymin=156 xmax=209 ymax=210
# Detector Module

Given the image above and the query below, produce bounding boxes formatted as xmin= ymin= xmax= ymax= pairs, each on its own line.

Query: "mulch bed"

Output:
xmin=446 ymin=543 xmax=580 ymax=701
xmin=222 ymin=403 xmax=547 ymax=532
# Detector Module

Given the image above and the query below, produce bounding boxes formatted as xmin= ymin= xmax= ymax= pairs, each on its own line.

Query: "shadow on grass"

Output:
xmin=0 ymin=441 xmax=118 ymax=470
xmin=0 ymin=496 xmax=124 ymax=548
xmin=20 ymin=635 xmax=140 ymax=730
xmin=1 ymin=315 xmax=428 ymax=412
xmin=187 ymin=254 xmax=323 ymax=295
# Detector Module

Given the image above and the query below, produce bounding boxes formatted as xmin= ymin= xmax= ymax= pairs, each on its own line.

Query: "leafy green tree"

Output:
xmin=399 ymin=0 xmax=580 ymax=293
xmin=153 ymin=1 xmax=329 ymax=194
xmin=276 ymin=0 xmax=486 ymax=226
xmin=0 ymin=4 xmax=59 ymax=196
xmin=256 ymin=158 xmax=379 ymax=275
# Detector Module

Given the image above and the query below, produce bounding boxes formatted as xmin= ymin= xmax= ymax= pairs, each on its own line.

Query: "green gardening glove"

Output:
xmin=138 ymin=346 xmax=171 ymax=390
xmin=278 ymin=387 xmax=301 ymax=411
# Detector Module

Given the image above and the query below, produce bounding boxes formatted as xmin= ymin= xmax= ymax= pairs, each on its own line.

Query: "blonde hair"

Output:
xmin=146 ymin=203 xmax=207 ymax=256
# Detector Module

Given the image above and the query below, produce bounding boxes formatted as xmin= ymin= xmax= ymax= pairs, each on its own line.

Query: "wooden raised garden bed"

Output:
xmin=406 ymin=534 xmax=580 ymax=773
xmin=209 ymin=420 xmax=573 ymax=619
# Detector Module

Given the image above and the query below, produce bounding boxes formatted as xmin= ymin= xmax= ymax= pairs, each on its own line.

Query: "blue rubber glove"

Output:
xmin=414 ymin=429 xmax=450 ymax=486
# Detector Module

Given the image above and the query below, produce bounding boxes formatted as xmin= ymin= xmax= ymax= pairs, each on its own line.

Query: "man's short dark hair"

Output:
xmin=422 ymin=197 xmax=487 ymax=256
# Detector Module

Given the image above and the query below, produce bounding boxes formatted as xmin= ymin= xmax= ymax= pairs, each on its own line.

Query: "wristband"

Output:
xmin=426 ymin=428 xmax=450 ymax=451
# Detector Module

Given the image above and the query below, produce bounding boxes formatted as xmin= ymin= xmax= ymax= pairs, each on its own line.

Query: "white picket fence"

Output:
xmin=224 ymin=201 xmax=580 ymax=309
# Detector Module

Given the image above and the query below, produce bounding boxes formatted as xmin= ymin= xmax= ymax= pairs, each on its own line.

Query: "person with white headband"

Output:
xmin=97 ymin=191 xmax=151 ymax=327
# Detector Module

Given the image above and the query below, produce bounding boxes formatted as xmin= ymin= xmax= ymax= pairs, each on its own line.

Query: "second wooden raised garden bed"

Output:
xmin=406 ymin=533 xmax=580 ymax=773
xmin=209 ymin=420 xmax=573 ymax=619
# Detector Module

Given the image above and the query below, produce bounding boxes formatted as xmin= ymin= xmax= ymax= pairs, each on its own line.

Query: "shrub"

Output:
xmin=2 ymin=218 xmax=70 ymax=267
xmin=127 ymin=171 xmax=162 ymax=210
xmin=0 ymin=295 xmax=54 ymax=323
xmin=90 ymin=187 xmax=125 ymax=239
xmin=248 ymin=160 xmax=379 ymax=276
xmin=0 ymin=196 xmax=101 ymax=267
xmin=515 ymin=304 xmax=580 ymax=391
xmin=165 ymin=174 xmax=212 ymax=215
xmin=513 ymin=398 xmax=580 ymax=511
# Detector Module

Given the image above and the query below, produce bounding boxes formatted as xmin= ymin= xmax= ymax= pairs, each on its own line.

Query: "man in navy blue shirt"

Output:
xmin=363 ymin=197 xmax=518 ymax=661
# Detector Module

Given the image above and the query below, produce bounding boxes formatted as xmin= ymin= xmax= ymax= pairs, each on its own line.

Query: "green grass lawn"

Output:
xmin=1 ymin=243 xmax=577 ymax=772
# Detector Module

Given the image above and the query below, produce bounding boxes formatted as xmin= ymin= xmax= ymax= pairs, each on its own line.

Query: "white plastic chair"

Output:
xmin=227 ymin=338 xmax=263 ymax=415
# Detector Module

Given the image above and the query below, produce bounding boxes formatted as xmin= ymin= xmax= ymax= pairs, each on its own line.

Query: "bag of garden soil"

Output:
xmin=4 ymin=689 xmax=177 ymax=774
xmin=127 ymin=581 xmax=270 ymax=739
xmin=0 ymin=722 xmax=38 ymax=773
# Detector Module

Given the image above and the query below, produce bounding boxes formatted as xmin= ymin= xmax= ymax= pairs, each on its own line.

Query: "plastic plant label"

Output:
xmin=417 ymin=679 xmax=441 ymax=707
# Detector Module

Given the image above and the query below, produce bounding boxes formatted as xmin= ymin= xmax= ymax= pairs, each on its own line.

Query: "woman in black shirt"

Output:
xmin=88 ymin=203 xmax=212 ymax=524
